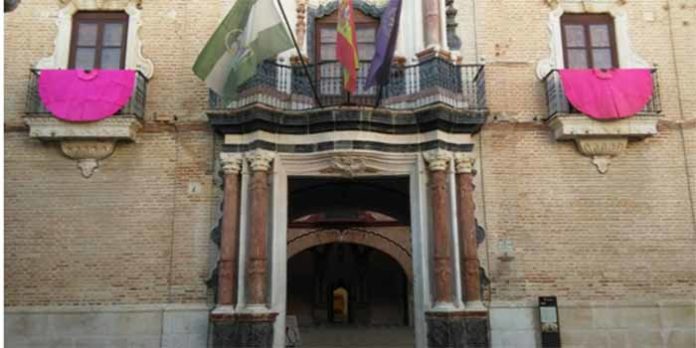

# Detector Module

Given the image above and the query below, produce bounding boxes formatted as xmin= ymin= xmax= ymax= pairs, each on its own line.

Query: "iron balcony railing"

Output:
xmin=25 ymin=69 xmax=149 ymax=119
xmin=209 ymin=57 xmax=486 ymax=111
xmin=543 ymin=69 xmax=661 ymax=119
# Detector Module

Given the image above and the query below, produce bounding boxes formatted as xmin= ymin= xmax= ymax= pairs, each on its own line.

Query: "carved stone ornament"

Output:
xmin=319 ymin=154 xmax=379 ymax=177
xmin=575 ymin=138 xmax=627 ymax=174
xmin=245 ymin=149 xmax=275 ymax=172
xmin=37 ymin=0 xmax=153 ymax=78
xmin=60 ymin=140 xmax=117 ymax=178
xmin=547 ymin=115 xmax=658 ymax=173
xmin=423 ymin=149 xmax=452 ymax=172
xmin=454 ymin=153 xmax=476 ymax=174
xmin=220 ymin=153 xmax=242 ymax=175
xmin=536 ymin=1 xmax=647 ymax=80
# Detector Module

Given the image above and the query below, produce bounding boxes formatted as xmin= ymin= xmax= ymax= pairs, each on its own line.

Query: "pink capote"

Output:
xmin=38 ymin=69 xmax=136 ymax=122
xmin=559 ymin=69 xmax=653 ymax=120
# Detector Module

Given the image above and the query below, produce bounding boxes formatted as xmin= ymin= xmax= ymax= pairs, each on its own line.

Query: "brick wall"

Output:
xmin=4 ymin=0 xmax=695 ymax=314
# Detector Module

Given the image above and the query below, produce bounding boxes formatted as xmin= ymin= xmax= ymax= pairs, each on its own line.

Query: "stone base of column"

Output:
xmin=211 ymin=312 xmax=278 ymax=348
xmin=426 ymin=310 xmax=489 ymax=348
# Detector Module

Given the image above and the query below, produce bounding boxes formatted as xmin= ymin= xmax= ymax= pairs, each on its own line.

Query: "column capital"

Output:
xmin=454 ymin=153 xmax=476 ymax=174
xmin=245 ymin=149 xmax=275 ymax=172
xmin=220 ymin=153 xmax=243 ymax=175
xmin=423 ymin=149 xmax=452 ymax=172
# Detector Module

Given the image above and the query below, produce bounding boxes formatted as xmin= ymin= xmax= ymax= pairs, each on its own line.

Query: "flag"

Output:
xmin=364 ymin=0 xmax=402 ymax=89
xmin=336 ymin=0 xmax=359 ymax=93
xmin=193 ymin=0 xmax=293 ymax=100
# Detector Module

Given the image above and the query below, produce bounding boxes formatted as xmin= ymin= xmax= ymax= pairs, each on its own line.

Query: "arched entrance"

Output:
xmin=285 ymin=176 xmax=415 ymax=347
xmin=287 ymin=243 xmax=414 ymax=347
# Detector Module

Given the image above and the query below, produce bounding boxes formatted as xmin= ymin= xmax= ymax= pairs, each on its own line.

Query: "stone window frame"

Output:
xmin=36 ymin=0 xmax=153 ymax=78
xmin=536 ymin=1 xmax=649 ymax=80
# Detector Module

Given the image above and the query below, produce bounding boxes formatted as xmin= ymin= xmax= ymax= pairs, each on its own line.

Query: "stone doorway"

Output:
xmin=285 ymin=176 xmax=415 ymax=347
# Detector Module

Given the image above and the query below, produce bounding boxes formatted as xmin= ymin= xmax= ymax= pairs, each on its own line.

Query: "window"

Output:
xmin=314 ymin=10 xmax=378 ymax=63
xmin=314 ymin=10 xmax=378 ymax=95
xmin=561 ymin=14 xmax=617 ymax=69
xmin=69 ymin=12 xmax=128 ymax=70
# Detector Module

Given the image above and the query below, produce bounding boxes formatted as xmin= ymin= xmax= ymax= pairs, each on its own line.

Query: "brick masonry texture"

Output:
xmin=4 ymin=0 xmax=695 ymax=317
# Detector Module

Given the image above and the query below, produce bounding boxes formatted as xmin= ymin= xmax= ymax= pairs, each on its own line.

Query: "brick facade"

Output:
xmin=4 ymin=0 xmax=695 ymax=347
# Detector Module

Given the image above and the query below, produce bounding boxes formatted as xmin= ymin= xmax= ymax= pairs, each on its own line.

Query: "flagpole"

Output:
xmin=374 ymin=84 xmax=384 ymax=108
xmin=276 ymin=0 xmax=323 ymax=108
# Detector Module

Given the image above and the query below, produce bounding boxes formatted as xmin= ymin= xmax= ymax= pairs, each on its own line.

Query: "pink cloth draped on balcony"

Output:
xmin=558 ymin=68 xmax=653 ymax=120
xmin=38 ymin=69 xmax=136 ymax=122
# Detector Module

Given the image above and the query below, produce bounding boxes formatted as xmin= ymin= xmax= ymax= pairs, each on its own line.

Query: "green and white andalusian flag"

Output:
xmin=193 ymin=0 xmax=293 ymax=99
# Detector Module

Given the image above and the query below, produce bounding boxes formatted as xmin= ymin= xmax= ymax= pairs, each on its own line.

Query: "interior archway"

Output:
xmin=287 ymin=243 xmax=411 ymax=327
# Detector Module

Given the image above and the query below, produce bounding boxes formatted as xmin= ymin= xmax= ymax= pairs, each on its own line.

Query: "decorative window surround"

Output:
xmin=37 ymin=0 xmax=153 ymax=77
xmin=26 ymin=0 xmax=153 ymax=178
xmin=537 ymin=0 xmax=659 ymax=174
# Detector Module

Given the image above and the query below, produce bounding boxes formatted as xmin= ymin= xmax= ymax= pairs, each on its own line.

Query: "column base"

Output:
xmin=211 ymin=312 xmax=278 ymax=348
xmin=426 ymin=310 xmax=489 ymax=348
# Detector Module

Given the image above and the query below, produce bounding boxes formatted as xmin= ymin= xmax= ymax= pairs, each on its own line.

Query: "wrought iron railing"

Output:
xmin=543 ymin=69 xmax=661 ymax=119
xmin=25 ymin=69 xmax=149 ymax=119
xmin=209 ymin=57 xmax=486 ymax=111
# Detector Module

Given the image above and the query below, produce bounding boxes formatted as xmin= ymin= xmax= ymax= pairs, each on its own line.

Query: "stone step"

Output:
xmin=292 ymin=327 xmax=415 ymax=348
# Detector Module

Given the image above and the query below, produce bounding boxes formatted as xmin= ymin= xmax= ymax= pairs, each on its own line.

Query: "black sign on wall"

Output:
xmin=539 ymin=296 xmax=561 ymax=348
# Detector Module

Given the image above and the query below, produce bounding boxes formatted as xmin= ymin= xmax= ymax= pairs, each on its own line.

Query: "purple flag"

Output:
xmin=364 ymin=0 xmax=402 ymax=89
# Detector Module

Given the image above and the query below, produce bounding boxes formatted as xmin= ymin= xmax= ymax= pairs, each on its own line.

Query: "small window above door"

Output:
xmin=69 ymin=12 xmax=129 ymax=70
xmin=561 ymin=14 xmax=617 ymax=69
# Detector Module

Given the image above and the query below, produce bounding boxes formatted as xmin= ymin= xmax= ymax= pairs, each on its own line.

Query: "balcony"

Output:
xmin=25 ymin=69 xmax=149 ymax=120
xmin=208 ymin=56 xmax=486 ymax=112
xmin=24 ymin=69 xmax=148 ymax=142
xmin=543 ymin=69 xmax=661 ymax=120
xmin=542 ymin=69 xmax=662 ymax=174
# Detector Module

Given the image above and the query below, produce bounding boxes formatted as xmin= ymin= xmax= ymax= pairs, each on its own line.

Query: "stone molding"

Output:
xmin=60 ymin=140 xmax=116 ymax=178
xmin=220 ymin=153 xmax=243 ymax=175
xmin=37 ymin=0 xmax=154 ymax=78
xmin=454 ymin=153 xmax=476 ymax=174
xmin=536 ymin=1 xmax=648 ymax=80
xmin=245 ymin=150 xmax=275 ymax=172
xmin=279 ymin=150 xmax=419 ymax=176
xmin=25 ymin=116 xmax=142 ymax=140
xmin=547 ymin=115 xmax=659 ymax=141
xmin=423 ymin=149 xmax=453 ymax=172
xmin=548 ymin=115 xmax=658 ymax=173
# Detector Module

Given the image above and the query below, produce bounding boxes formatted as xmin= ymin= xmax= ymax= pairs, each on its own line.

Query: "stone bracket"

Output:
xmin=547 ymin=115 xmax=658 ymax=174
xmin=61 ymin=140 xmax=117 ymax=178
xmin=24 ymin=116 xmax=142 ymax=178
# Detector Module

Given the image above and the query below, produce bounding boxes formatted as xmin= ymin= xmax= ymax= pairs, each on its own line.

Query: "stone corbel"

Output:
xmin=24 ymin=116 xmax=142 ymax=178
xmin=547 ymin=115 xmax=658 ymax=173
xmin=60 ymin=140 xmax=117 ymax=178
xmin=574 ymin=138 xmax=627 ymax=174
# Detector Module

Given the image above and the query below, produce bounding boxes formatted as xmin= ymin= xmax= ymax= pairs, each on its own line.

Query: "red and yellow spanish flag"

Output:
xmin=336 ymin=0 xmax=359 ymax=93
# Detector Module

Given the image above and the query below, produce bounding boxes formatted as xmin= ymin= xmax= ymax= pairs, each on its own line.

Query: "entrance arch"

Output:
xmin=287 ymin=243 xmax=412 ymax=328
xmin=287 ymin=227 xmax=413 ymax=281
